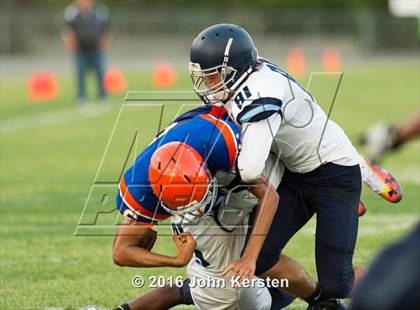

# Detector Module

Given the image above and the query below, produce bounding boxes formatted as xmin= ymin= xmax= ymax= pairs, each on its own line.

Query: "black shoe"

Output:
xmin=306 ymin=298 xmax=346 ymax=310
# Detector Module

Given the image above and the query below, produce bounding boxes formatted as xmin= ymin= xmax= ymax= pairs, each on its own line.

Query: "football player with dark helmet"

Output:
xmin=188 ymin=23 xmax=398 ymax=310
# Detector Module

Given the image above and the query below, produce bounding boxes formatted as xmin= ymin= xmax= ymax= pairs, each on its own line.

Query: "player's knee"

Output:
xmin=257 ymin=294 xmax=272 ymax=310
xmin=239 ymin=286 xmax=272 ymax=310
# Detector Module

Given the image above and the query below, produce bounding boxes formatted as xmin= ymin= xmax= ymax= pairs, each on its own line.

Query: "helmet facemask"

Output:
xmin=189 ymin=62 xmax=237 ymax=105
xmin=160 ymin=177 xmax=218 ymax=221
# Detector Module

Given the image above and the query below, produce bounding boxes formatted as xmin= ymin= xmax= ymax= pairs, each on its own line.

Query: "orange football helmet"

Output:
xmin=149 ymin=141 xmax=217 ymax=217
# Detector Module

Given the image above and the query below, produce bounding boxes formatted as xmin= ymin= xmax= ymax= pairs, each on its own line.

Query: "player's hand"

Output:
xmin=221 ymin=256 xmax=256 ymax=285
xmin=172 ymin=232 xmax=197 ymax=267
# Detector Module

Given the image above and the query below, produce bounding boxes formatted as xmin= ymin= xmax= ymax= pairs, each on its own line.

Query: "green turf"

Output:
xmin=1 ymin=63 xmax=419 ymax=309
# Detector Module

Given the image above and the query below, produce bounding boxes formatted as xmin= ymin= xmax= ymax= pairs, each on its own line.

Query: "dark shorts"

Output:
xmin=248 ymin=162 xmax=362 ymax=298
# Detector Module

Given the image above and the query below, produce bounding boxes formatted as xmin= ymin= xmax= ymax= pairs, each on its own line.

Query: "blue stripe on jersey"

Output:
xmin=237 ymin=97 xmax=283 ymax=124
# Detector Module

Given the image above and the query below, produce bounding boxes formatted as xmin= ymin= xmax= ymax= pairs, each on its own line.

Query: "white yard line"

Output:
xmin=1 ymin=105 xmax=110 ymax=133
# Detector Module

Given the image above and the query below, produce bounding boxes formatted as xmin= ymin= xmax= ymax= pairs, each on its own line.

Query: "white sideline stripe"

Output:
xmin=0 ymin=106 xmax=110 ymax=133
xmin=301 ymin=214 xmax=418 ymax=236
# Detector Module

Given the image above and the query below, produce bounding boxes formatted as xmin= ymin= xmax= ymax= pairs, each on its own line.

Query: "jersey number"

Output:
xmin=234 ymin=86 xmax=252 ymax=109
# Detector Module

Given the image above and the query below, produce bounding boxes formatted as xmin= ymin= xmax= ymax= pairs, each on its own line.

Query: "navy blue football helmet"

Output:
xmin=189 ymin=24 xmax=258 ymax=105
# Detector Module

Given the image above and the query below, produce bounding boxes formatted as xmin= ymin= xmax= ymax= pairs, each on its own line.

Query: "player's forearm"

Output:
xmin=396 ymin=111 xmax=420 ymax=143
xmin=238 ymin=114 xmax=281 ymax=183
xmin=242 ymin=178 xmax=279 ymax=260
xmin=100 ymin=32 xmax=110 ymax=49
xmin=113 ymin=245 xmax=181 ymax=268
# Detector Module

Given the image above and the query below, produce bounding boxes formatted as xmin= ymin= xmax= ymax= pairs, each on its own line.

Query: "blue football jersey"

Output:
xmin=116 ymin=105 xmax=241 ymax=225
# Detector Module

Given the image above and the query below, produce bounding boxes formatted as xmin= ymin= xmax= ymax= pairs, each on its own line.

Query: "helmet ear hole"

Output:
xmin=183 ymin=175 xmax=191 ymax=183
xmin=157 ymin=161 xmax=161 ymax=170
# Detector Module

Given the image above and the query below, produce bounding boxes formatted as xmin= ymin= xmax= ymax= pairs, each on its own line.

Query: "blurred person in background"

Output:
xmin=361 ymin=111 xmax=420 ymax=162
xmin=63 ymin=0 xmax=110 ymax=105
xmin=349 ymin=224 xmax=420 ymax=310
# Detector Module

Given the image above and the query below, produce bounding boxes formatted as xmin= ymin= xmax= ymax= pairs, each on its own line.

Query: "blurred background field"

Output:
xmin=1 ymin=0 xmax=419 ymax=309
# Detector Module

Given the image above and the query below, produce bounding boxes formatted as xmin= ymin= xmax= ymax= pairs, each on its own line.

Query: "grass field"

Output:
xmin=1 ymin=62 xmax=419 ymax=309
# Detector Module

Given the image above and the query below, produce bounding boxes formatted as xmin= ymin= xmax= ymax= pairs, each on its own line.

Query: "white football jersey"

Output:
xmin=224 ymin=58 xmax=360 ymax=180
xmin=170 ymin=154 xmax=282 ymax=309
xmin=171 ymin=153 xmax=284 ymax=272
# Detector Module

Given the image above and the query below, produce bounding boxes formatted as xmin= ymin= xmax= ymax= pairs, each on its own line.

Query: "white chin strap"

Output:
xmin=223 ymin=37 xmax=253 ymax=93
xmin=222 ymin=38 xmax=233 ymax=67
xmin=229 ymin=66 xmax=253 ymax=91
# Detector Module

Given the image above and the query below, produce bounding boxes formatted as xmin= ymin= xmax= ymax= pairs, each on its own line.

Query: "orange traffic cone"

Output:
xmin=104 ymin=66 xmax=127 ymax=94
xmin=323 ymin=48 xmax=341 ymax=72
xmin=152 ymin=63 xmax=175 ymax=88
xmin=27 ymin=72 xmax=59 ymax=102
xmin=286 ymin=48 xmax=306 ymax=78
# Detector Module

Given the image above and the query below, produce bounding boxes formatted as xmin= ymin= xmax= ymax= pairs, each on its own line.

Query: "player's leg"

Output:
xmin=239 ymin=282 xmax=272 ymax=310
xmin=113 ymin=279 xmax=193 ymax=310
xmin=187 ymin=259 xmax=243 ymax=310
xmin=267 ymin=286 xmax=296 ymax=310
xmin=189 ymin=276 xmax=273 ymax=310
xmin=362 ymin=111 xmax=420 ymax=162
xmin=248 ymin=171 xmax=317 ymax=299
xmin=75 ymin=52 xmax=87 ymax=103
xmin=93 ymin=51 xmax=106 ymax=100
xmin=310 ymin=163 xmax=363 ymax=300
xmin=395 ymin=111 xmax=420 ymax=144
xmin=360 ymin=157 xmax=403 ymax=203
xmin=260 ymin=254 xmax=315 ymax=301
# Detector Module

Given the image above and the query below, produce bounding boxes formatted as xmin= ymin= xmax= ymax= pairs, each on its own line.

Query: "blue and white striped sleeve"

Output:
xmin=236 ymin=97 xmax=283 ymax=124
